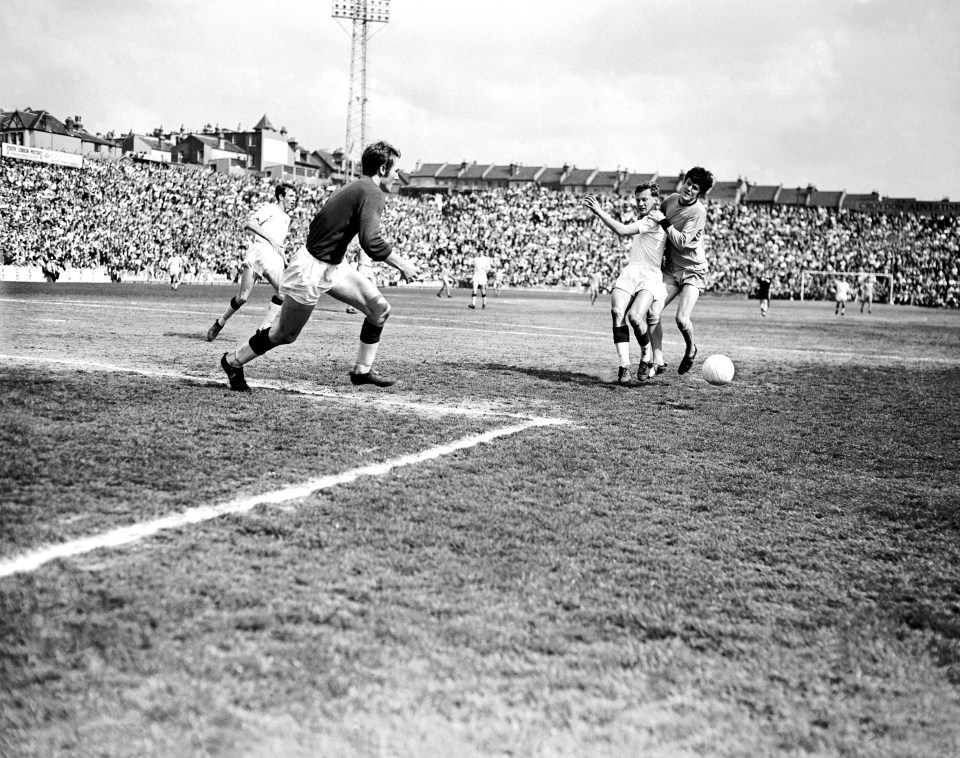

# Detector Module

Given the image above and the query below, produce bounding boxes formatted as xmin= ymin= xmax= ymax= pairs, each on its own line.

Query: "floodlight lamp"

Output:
xmin=332 ymin=0 xmax=390 ymax=22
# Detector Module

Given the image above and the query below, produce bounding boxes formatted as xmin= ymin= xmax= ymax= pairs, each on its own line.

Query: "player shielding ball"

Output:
xmin=584 ymin=183 xmax=667 ymax=385
xmin=219 ymin=141 xmax=418 ymax=391
xmin=207 ymin=183 xmax=296 ymax=341
xmin=648 ymin=166 xmax=715 ymax=375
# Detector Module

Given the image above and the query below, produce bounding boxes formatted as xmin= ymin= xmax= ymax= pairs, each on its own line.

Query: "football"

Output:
xmin=702 ymin=354 xmax=735 ymax=385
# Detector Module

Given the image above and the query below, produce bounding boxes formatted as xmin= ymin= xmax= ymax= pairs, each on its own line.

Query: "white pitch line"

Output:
xmin=0 ymin=416 xmax=567 ymax=580
xmin=0 ymin=354 xmax=562 ymax=421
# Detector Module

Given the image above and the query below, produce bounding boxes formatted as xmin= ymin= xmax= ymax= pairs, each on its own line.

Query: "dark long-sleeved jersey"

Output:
xmin=305 ymin=176 xmax=393 ymax=264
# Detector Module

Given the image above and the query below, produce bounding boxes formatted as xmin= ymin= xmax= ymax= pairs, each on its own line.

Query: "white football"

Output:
xmin=702 ymin=354 xmax=735 ymax=385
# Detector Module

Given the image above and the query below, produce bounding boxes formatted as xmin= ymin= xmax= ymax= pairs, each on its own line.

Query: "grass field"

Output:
xmin=2 ymin=281 xmax=959 ymax=758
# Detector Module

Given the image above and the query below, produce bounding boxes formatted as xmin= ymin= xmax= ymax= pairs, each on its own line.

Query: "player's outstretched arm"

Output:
xmin=583 ymin=195 xmax=637 ymax=237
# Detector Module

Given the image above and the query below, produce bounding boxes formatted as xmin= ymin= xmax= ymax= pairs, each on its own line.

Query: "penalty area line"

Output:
xmin=0 ymin=416 xmax=569 ymax=581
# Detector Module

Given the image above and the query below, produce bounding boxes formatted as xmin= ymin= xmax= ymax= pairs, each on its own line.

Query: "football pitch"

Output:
xmin=2 ymin=281 xmax=959 ymax=757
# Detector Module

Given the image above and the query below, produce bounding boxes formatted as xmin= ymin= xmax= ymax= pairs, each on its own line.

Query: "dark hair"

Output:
xmin=361 ymin=141 xmax=401 ymax=177
xmin=684 ymin=166 xmax=715 ymax=196
xmin=635 ymin=182 xmax=661 ymax=198
xmin=275 ymin=183 xmax=295 ymax=201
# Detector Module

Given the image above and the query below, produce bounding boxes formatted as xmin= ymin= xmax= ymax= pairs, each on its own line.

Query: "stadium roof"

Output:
xmin=538 ymin=166 xmax=566 ymax=185
xmin=507 ymin=165 xmax=544 ymax=182
xmin=590 ymin=170 xmax=620 ymax=190
xmin=656 ymin=175 xmax=684 ymax=194
xmin=484 ymin=165 xmax=515 ymax=182
xmin=810 ymin=190 xmax=845 ymax=208
xmin=744 ymin=185 xmax=781 ymax=203
xmin=410 ymin=162 xmax=444 ymax=178
xmin=560 ymin=167 xmax=596 ymax=186
xmin=435 ymin=163 xmax=465 ymax=179
xmin=460 ymin=163 xmax=492 ymax=180
xmin=709 ymin=180 xmax=744 ymax=203
xmin=619 ymin=172 xmax=657 ymax=193
xmin=0 ymin=108 xmax=71 ymax=135
xmin=185 ymin=133 xmax=247 ymax=153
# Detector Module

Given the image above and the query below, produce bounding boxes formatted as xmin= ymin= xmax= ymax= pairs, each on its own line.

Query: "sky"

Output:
xmin=2 ymin=0 xmax=959 ymax=201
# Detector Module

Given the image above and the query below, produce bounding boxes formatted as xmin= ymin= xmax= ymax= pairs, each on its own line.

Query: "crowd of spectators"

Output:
xmin=2 ymin=157 xmax=958 ymax=307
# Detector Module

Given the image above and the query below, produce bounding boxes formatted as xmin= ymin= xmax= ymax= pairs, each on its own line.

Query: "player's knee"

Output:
xmin=676 ymin=313 xmax=692 ymax=330
xmin=628 ymin=312 xmax=646 ymax=331
xmin=271 ymin=327 xmax=298 ymax=345
xmin=611 ymin=307 xmax=626 ymax=324
xmin=369 ymin=297 xmax=391 ymax=325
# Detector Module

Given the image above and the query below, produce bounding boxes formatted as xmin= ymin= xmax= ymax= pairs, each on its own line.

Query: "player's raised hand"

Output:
xmin=648 ymin=209 xmax=665 ymax=223
xmin=583 ymin=195 xmax=601 ymax=214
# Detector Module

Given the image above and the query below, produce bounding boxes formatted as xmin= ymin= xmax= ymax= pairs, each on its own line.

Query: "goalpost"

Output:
xmin=800 ymin=270 xmax=894 ymax=305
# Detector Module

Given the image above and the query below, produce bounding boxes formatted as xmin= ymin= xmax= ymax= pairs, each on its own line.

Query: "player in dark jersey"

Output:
xmin=757 ymin=272 xmax=772 ymax=317
xmin=219 ymin=141 xmax=419 ymax=391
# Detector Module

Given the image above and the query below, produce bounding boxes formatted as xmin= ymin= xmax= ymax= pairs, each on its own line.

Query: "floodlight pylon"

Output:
xmin=332 ymin=0 xmax=390 ymax=177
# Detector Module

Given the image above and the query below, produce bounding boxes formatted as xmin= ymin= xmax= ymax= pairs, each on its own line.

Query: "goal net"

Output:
xmin=799 ymin=270 xmax=893 ymax=304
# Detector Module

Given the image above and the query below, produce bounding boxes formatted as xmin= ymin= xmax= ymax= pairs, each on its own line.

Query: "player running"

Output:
xmin=468 ymin=252 xmax=493 ymax=309
xmin=584 ymin=183 xmax=667 ymax=385
xmin=647 ymin=166 xmax=715 ymax=376
xmin=219 ymin=141 xmax=418 ymax=391
xmin=207 ymin=183 xmax=296 ymax=341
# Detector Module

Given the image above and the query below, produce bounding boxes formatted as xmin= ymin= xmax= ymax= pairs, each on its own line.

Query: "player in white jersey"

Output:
xmin=207 ymin=184 xmax=295 ymax=341
xmin=834 ymin=278 xmax=851 ymax=316
xmin=166 ymin=253 xmax=184 ymax=290
xmin=584 ymin=183 xmax=667 ymax=385
xmin=468 ymin=253 xmax=493 ymax=309
xmin=647 ymin=166 xmax=715 ymax=376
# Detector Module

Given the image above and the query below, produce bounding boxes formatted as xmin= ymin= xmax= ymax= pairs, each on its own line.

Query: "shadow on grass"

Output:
xmin=477 ymin=361 xmax=674 ymax=391
xmin=163 ymin=331 xmax=216 ymax=341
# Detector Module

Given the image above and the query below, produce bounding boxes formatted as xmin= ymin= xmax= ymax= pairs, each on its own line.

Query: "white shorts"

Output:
xmin=472 ymin=276 xmax=488 ymax=290
xmin=280 ymin=247 xmax=349 ymax=306
xmin=243 ymin=241 xmax=285 ymax=282
xmin=663 ymin=265 xmax=707 ymax=294
xmin=614 ymin=264 xmax=666 ymax=302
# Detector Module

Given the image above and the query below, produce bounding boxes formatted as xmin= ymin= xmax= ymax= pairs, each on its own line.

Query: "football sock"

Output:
xmin=355 ymin=320 xmax=383 ymax=372
xmin=219 ymin=295 xmax=244 ymax=325
xmin=259 ymin=295 xmax=283 ymax=331
xmin=679 ymin=326 xmax=694 ymax=353
xmin=231 ymin=329 xmax=276 ymax=365
xmin=631 ymin=324 xmax=650 ymax=350
xmin=613 ymin=324 xmax=630 ymax=366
